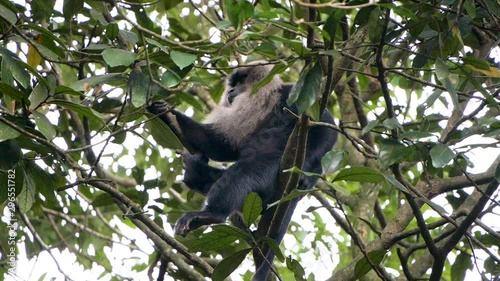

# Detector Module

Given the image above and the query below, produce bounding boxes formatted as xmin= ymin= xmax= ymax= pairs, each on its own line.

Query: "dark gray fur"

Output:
xmin=147 ymin=62 xmax=337 ymax=280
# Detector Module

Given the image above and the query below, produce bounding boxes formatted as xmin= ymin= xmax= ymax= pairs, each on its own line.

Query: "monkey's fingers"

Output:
xmin=146 ymin=101 xmax=168 ymax=115
xmin=174 ymin=211 xmax=225 ymax=237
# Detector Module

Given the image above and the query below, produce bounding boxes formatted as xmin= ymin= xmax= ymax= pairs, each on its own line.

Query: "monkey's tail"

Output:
xmin=252 ymin=197 xmax=299 ymax=281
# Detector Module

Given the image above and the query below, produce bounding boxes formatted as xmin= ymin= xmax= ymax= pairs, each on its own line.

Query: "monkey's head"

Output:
xmin=204 ymin=62 xmax=283 ymax=147
xmin=220 ymin=62 xmax=278 ymax=107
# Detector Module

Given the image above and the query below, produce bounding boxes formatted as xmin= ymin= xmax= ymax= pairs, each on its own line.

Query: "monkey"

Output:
xmin=147 ymin=62 xmax=337 ymax=280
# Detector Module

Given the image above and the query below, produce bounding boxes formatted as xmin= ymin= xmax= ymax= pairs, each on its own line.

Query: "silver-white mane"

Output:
xmin=204 ymin=64 xmax=282 ymax=148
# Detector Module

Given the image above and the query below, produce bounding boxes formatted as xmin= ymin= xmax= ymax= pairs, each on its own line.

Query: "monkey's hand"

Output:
xmin=146 ymin=101 xmax=169 ymax=115
xmin=175 ymin=211 xmax=225 ymax=237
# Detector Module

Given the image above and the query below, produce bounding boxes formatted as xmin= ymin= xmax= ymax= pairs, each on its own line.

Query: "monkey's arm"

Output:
xmin=147 ymin=101 xmax=238 ymax=161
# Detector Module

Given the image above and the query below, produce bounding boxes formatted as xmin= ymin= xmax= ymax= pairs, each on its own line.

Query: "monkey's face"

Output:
xmin=223 ymin=70 xmax=248 ymax=106
xmin=226 ymin=83 xmax=247 ymax=105
xmin=221 ymin=63 xmax=273 ymax=107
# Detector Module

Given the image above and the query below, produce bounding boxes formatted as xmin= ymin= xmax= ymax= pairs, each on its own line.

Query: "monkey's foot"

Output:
xmin=174 ymin=211 xmax=225 ymax=237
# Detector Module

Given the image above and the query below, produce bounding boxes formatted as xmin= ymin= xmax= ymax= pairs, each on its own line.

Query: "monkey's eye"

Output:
xmin=227 ymin=88 xmax=238 ymax=104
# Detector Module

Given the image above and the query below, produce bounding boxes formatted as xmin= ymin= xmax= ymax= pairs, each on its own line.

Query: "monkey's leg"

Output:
xmin=182 ymin=153 xmax=224 ymax=195
xmin=175 ymin=156 xmax=280 ymax=237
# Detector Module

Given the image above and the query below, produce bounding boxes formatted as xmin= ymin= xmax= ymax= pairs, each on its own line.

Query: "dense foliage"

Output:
xmin=0 ymin=0 xmax=499 ymax=280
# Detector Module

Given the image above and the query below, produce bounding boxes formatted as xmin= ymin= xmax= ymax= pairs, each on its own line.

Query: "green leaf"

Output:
xmin=321 ymin=150 xmax=344 ymax=175
xmin=451 ymin=251 xmax=472 ymax=281
xmin=417 ymin=89 xmax=443 ymax=118
xmin=324 ymin=181 xmax=351 ymax=195
xmin=127 ymin=70 xmax=150 ymax=108
xmin=145 ymin=117 xmax=183 ymax=150
xmin=0 ymin=83 xmax=30 ymax=105
xmin=361 ymin=120 xmax=379 ymax=136
xmin=400 ymin=131 xmax=435 ymax=140
xmin=283 ymin=166 xmax=322 ymax=178
xmin=19 ymin=164 xmax=36 ymax=212
xmin=132 ymin=167 xmax=145 ymax=185
xmin=31 ymin=0 xmax=56 ymax=21
xmin=189 ymin=231 xmax=239 ymax=252
xmin=161 ymin=69 xmax=182 ymax=88
xmin=261 ymin=237 xmax=285 ymax=262
xmin=212 ymin=248 xmax=251 ymax=281
xmin=223 ymin=0 xmax=254 ymax=30
xmin=484 ymin=256 xmax=500 ymax=275
xmin=49 ymin=100 xmax=105 ymax=125
xmin=0 ymin=122 xmax=21 ymax=142
xmin=0 ymin=4 xmax=17 ymax=24
xmin=353 ymin=250 xmax=387 ymax=279
xmin=22 ymin=24 xmax=69 ymax=51
xmin=170 ymin=50 xmax=197 ymax=70
xmin=69 ymin=73 xmax=128 ymax=92
xmin=435 ymin=59 xmax=459 ymax=109
xmin=368 ymin=7 xmax=382 ymax=43
xmin=385 ymin=175 xmax=409 ymax=193
xmin=333 ymin=167 xmax=385 ymax=183
xmin=459 ymin=67 xmax=499 ymax=110
xmin=55 ymin=85 xmax=82 ymax=96
xmin=287 ymin=62 xmax=322 ymax=114
xmin=29 ymin=83 xmax=49 ymax=110
xmin=286 ymin=256 xmax=306 ymax=281
xmin=105 ymin=22 xmax=119 ymax=39
xmin=63 ymin=0 xmax=83 ymax=20
xmin=102 ymin=48 xmax=137 ymax=67
xmin=123 ymin=189 xmax=148 ymax=207
xmin=379 ymin=139 xmax=406 ymax=167
xmin=215 ymin=20 xmax=233 ymax=30
xmin=145 ymin=38 xmax=170 ymax=53
xmin=0 ymin=47 xmax=31 ymax=89
xmin=189 ymin=225 xmax=251 ymax=252
xmin=464 ymin=0 xmax=476 ymax=19
xmin=323 ymin=10 xmax=343 ymax=45
xmin=267 ymin=188 xmax=315 ymax=209
xmin=92 ymin=192 xmax=115 ymax=207
xmin=119 ymin=30 xmax=139 ymax=45
xmin=482 ymin=0 xmax=500 ymax=19
xmin=242 ymin=192 xmax=262 ymax=227
xmin=0 ymin=140 xmax=22 ymax=171
xmin=1 ymin=54 xmax=14 ymax=88
xmin=25 ymin=161 xmax=57 ymax=206
xmin=463 ymin=55 xmax=490 ymax=70
xmin=32 ymin=111 xmax=56 ymax=141
xmin=379 ymin=3 xmax=414 ymax=18
xmin=31 ymin=40 xmax=59 ymax=60
xmin=164 ymin=0 xmax=182 ymax=10
xmin=306 ymin=99 xmax=321 ymax=121
xmin=382 ymin=117 xmax=402 ymax=130
xmin=429 ymin=143 xmax=455 ymax=168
